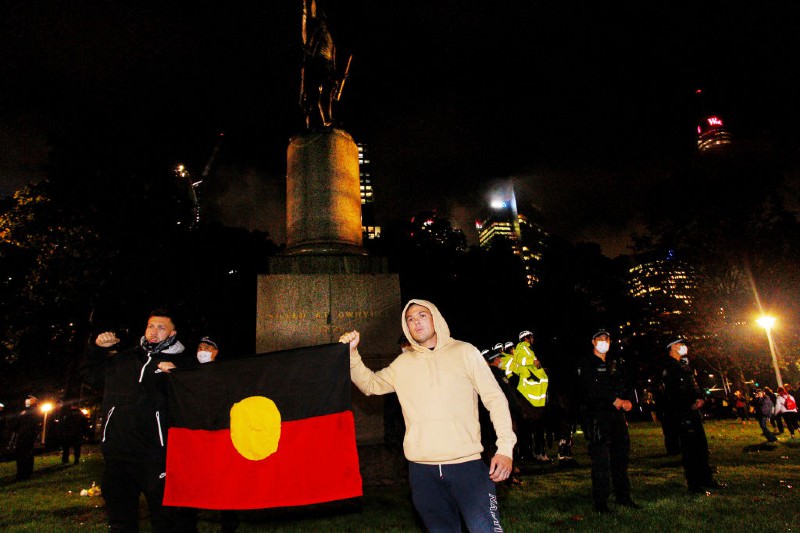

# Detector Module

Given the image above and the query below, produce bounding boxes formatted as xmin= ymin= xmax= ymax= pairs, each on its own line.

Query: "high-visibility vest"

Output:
xmin=507 ymin=341 xmax=548 ymax=407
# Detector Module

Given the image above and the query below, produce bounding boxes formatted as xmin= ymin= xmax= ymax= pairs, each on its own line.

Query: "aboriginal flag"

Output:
xmin=163 ymin=343 xmax=362 ymax=510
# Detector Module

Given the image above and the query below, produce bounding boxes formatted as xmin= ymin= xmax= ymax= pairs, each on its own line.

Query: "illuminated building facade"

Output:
xmin=697 ymin=115 xmax=732 ymax=153
xmin=517 ymin=213 xmax=547 ymax=285
xmin=475 ymin=197 xmax=547 ymax=287
xmin=477 ymin=216 xmax=515 ymax=249
xmin=357 ymin=143 xmax=380 ymax=240
xmin=410 ymin=210 xmax=467 ymax=252
xmin=626 ymin=250 xmax=697 ymax=339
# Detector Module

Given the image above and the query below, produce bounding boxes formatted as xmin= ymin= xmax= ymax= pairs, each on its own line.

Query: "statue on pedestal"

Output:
xmin=299 ymin=0 xmax=351 ymax=130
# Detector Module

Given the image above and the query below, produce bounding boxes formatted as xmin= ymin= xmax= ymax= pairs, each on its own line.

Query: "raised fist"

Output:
xmin=96 ymin=331 xmax=120 ymax=348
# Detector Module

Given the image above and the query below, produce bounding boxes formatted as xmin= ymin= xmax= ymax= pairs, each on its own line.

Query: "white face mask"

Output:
xmin=595 ymin=340 xmax=610 ymax=354
xmin=197 ymin=351 xmax=213 ymax=364
xmin=677 ymin=345 xmax=688 ymax=356
xmin=24 ymin=399 xmax=32 ymax=408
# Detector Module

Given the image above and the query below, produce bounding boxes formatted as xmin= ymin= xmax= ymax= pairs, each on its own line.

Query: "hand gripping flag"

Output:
xmin=163 ymin=343 xmax=362 ymax=509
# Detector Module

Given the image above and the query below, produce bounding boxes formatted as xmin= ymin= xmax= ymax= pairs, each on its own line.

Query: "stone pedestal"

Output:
xmin=257 ymin=262 xmax=400 ymax=444
xmin=286 ymin=129 xmax=365 ymax=255
xmin=257 ymin=128 xmax=402 ymax=446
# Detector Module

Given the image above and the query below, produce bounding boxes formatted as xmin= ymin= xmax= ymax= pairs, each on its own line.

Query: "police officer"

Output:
xmin=658 ymin=338 xmax=724 ymax=493
xmin=10 ymin=395 xmax=40 ymax=481
xmin=576 ymin=330 xmax=639 ymax=512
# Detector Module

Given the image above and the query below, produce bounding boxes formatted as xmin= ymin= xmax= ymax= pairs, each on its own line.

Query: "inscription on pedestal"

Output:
xmin=257 ymin=272 xmax=401 ymax=443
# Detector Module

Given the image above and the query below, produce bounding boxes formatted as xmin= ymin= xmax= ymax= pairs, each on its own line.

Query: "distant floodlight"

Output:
xmin=756 ymin=315 xmax=775 ymax=330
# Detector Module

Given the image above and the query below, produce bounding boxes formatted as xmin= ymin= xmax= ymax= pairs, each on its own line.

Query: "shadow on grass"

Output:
xmin=1 ymin=504 xmax=97 ymax=527
xmin=742 ymin=442 xmax=779 ymax=452
xmin=0 ymin=462 xmax=74 ymax=487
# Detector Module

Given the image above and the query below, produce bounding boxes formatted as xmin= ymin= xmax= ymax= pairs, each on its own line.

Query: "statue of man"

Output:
xmin=300 ymin=0 xmax=350 ymax=130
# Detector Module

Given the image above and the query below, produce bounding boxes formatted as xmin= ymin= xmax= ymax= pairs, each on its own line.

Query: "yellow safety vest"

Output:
xmin=506 ymin=341 xmax=548 ymax=407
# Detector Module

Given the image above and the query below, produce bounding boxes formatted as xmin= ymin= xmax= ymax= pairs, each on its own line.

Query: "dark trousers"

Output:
xmin=62 ymin=441 xmax=81 ymax=464
xmin=677 ymin=412 xmax=714 ymax=489
xmin=783 ymin=412 xmax=799 ymax=435
xmin=516 ymin=418 xmax=533 ymax=459
xmin=772 ymin=413 xmax=784 ymax=433
xmin=409 ymin=460 xmax=502 ymax=533
xmin=15 ymin=448 xmax=35 ymax=481
xmin=659 ymin=414 xmax=682 ymax=455
xmin=757 ymin=416 xmax=777 ymax=442
xmin=102 ymin=459 xmax=177 ymax=532
xmin=586 ymin=411 xmax=631 ymax=508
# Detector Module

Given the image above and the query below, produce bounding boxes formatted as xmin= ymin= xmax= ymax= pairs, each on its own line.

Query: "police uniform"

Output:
xmin=576 ymin=341 xmax=636 ymax=511
xmin=658 ymin=343 xmax=718 ymax=492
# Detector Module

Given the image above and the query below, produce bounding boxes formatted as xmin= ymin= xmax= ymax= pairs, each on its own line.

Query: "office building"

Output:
xmin=358 ymin=143 xmax=380 ymax=240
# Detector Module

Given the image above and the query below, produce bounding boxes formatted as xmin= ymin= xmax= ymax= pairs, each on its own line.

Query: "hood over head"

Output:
xmin=401 ymin=299 xmax=452 ymax=352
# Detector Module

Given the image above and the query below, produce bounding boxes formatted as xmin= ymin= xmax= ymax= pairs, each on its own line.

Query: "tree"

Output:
xmin=634 ymin=145 xmax=800 ymax=387
xmin=0 ymin=182 xmax=108 ymax=395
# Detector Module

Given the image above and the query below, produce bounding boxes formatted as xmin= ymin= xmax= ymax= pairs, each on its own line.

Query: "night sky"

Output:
xmin=2 ymin=1 xmax=799 ymax=256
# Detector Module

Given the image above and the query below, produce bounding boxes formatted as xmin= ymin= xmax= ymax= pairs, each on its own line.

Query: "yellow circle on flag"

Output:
xmin=229 ymin=396 xmax=282 ymax=461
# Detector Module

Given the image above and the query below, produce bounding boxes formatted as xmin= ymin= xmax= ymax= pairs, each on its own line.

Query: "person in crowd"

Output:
xmin=751 ymin=389 xmax=778 ymax=443
xmin=341 ymin=299 xmax=515 ymax=532
xmin=0 ymin=402 xmax=6 ymax=453
xmin=496 ymin=340 xmax=531 ymax=461
xmin=81 ymin=308 xmax=188 ymax=532
xmin=57 ymin=405 xmax=89 ymax=465
xmin=9 ymin=395 xmax=40 ymax=481
xmin=576 ymin=330 xmax=639 ymax=513
xmin=177 ymin=336 xmax=239 ymax=533
xmin=732 ymin=390 xmax=749 ymax=422
xmin=195 ymin=336 xmax=220 ymax=364
xmin=507 ymin=330 xmax=550 ymax=463
xmin=763 ymin=387 xmax=783 ymax=434
xmin=655 ymin=361 xmax=682 ymax=457
xmin=774 ymin=386 xmax=798 ymax=438
xmin=657 ymin=338 xmax=724 ymax=493
xmin=547 ymin=364 xmax=579 ymax=468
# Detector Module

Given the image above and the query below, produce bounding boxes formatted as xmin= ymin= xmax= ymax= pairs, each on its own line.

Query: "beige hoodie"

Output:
xmin=350 ymin=299 xmax=516 ymax=464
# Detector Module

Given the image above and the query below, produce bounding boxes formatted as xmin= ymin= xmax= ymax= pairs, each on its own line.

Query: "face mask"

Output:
xmin=677 ymin=345 xmax=688 ymax=356
xmin=197 ymin=351 xmax=213 ymax=364
xmin=24 ymin=399 xmax=32 ymax=408
xmin=595 ymin=341 xmax=610 ymax=354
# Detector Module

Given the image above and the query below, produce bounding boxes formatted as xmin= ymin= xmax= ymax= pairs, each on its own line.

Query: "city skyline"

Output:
xmin=1 ymin=1 xmax=799 ymax=257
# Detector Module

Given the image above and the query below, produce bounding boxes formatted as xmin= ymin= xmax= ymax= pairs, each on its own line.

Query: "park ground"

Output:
xmin=1 ymin=418 xmax=798 ymax=532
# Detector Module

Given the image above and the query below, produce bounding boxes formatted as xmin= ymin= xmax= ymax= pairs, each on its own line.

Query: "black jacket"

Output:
xmin=657 ymin=356 xmax=704 ymax=418
xmin=576 ymin=351 xmax=633 ymax=417
xmin=81 ymin=338 xmax=186 ymax=463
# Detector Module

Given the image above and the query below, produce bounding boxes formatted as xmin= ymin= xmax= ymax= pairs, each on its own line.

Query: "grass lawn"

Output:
xmin=1 ymin=419 xmax=797 ymax=532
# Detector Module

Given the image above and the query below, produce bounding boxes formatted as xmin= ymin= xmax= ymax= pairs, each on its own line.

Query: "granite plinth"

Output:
xmin=257 ymin=254 xmax=401 ymax=444
xmin=286 ymin=129 xmax=363 ymax=254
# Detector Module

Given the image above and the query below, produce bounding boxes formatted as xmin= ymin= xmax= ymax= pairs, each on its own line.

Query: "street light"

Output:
xmin=756 ymin=315 xmax=783 ymax=388
xmin=40 ymin=401 xmax=54 ymax=446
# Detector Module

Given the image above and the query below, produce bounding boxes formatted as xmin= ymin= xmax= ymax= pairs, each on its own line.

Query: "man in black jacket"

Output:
xmin=658 ymin=338 xmax=724 ymax=493
xmin=576 ymin=330 xmax=639 ymax=513
xmin=81 ymin=309 xmax=187 ymax=532
xmin=9 ymin=395 xmax=40 ymax=481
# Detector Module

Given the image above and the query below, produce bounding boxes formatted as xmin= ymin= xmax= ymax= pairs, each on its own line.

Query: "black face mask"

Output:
xmin=140 ymin=334 xmax=178 ymax=354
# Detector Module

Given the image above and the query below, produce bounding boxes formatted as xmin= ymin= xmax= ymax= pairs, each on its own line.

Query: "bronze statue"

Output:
xmin=300 ymin=0 xmax=351 ymax=130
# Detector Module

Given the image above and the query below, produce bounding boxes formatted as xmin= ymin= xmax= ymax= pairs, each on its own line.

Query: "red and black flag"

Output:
xmin=163 ymin=342 xmax=362 ymax=510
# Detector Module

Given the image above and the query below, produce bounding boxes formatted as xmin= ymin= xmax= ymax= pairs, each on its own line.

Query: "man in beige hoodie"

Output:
xmin=340 ymin=299 xmax=516 ymax=532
